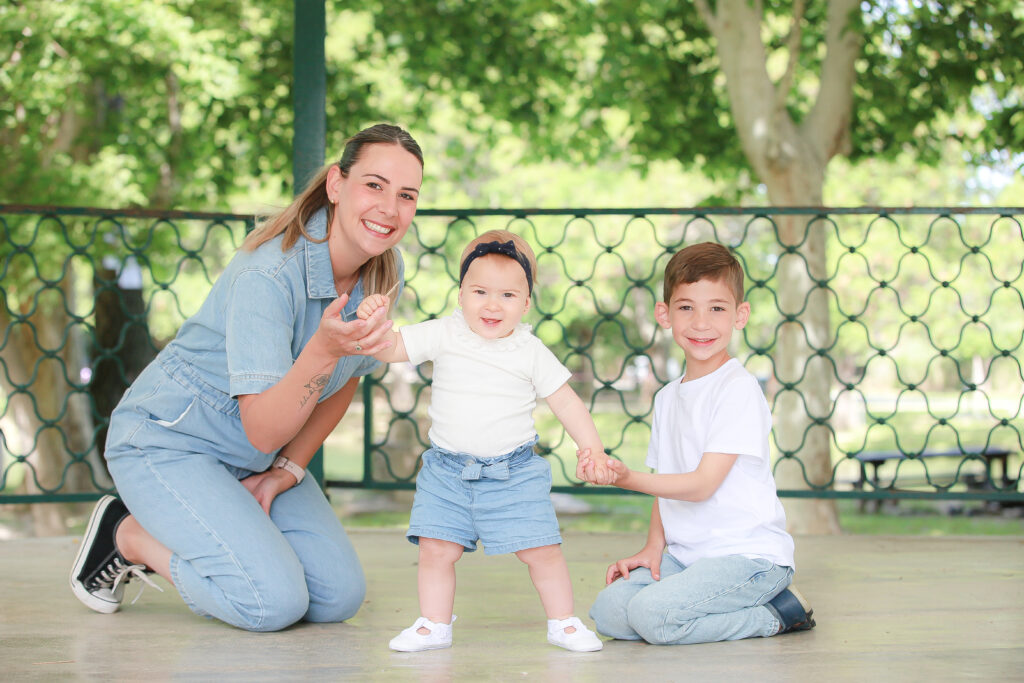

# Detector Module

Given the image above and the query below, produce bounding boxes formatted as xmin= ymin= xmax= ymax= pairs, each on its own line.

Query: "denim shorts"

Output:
xmin=406 ymin=439 xmax=563 ymax=555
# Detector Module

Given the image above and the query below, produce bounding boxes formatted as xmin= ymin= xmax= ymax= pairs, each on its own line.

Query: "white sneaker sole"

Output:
xmin=547 ymin=635 xmax=604 ymax=652
xmin=69 ymin=495 xmax=122 ymax=614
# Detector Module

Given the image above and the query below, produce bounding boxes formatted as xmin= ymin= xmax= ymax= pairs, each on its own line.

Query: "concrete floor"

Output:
xmin=1 ymin=531 xmax=1022 ymax=682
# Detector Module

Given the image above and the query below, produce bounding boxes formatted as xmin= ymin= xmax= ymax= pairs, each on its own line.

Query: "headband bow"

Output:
xmin=459 ymin=240 xmax=534 ymax=294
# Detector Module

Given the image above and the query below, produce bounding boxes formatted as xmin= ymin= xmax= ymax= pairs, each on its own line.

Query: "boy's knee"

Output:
xmin=589 ymin=584 xmax=638 ymax=640
xmin=626 ymin=592 xmax=673 ymax=643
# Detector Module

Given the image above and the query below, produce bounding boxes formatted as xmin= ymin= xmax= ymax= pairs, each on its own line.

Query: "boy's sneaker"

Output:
xmin=70 ymin=495 xmax=159 ymax=613
xmin=547 ymin=616 xmax=604 ymax=652
xmin=766 ymin=586 xmax=816 ymax=635
xmin=389 ymin=615 xmax=457 ymax=652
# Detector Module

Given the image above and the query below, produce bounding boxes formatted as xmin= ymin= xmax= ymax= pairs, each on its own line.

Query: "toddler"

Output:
xmin=357 ymin=230 xmax=611 ymax=652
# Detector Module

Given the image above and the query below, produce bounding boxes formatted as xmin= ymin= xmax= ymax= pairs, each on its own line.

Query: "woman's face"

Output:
xmin=327 ymin=143 xmax=422 ymax=266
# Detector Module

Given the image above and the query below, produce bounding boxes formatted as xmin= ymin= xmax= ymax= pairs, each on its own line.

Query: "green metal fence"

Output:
xmin=2 ymin=204 xmax=1021 ymax=507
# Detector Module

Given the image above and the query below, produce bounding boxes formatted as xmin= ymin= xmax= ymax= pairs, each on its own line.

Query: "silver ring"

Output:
xmin=354 ymin=343 xmax=363 ymax=352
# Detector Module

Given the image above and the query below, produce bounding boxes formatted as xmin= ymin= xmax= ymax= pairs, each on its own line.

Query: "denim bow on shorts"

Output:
xmin=460 ymin=460 xmax=511 ymax=481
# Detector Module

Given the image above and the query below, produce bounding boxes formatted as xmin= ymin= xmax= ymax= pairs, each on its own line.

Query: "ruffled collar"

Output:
xmin=450 ymin=308 xmax=533 ymax=352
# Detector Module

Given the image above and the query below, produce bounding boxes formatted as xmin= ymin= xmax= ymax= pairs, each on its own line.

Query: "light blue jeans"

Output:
xmin=104 ymin=360 xmax=365 ymax=632
xmin=589 ymin=553 xmax=793 ymax=645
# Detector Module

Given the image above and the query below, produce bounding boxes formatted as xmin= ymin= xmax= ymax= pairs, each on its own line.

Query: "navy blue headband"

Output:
xmin=459 ymin=240 xmax=534 ymax=294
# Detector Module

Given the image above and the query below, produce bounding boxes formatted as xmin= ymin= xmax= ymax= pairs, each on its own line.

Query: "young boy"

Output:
xmin=580 ymin=241 xmax=815 ymax=645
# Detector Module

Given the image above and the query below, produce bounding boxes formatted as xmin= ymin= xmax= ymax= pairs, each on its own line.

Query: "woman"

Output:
xmin=70 ymin=123 xmax=423 ymax=631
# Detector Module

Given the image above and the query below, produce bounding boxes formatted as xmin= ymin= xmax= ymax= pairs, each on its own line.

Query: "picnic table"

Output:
xmin=852 ymin=447 xmax=1015 ymax=490
xmin=849 ymin=447 xmax=1016 ymax=512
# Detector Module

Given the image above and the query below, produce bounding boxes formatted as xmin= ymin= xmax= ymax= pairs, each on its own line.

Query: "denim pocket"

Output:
xmin=151 ymin=396 xmax=197 ymax=428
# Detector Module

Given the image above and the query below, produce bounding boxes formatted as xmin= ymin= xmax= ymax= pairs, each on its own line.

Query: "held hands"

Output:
xmin=575 ymin=447 xmax=624 ymax=486
xmin=356 ymin=293 xmax=390 ymax=321
xmin=316 ymin=293 xmax=393 ymax=358
xmin=606 ymin=544 xmax=664 ymax=585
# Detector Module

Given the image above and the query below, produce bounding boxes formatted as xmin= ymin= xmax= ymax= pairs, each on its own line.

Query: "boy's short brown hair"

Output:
xmin=663 ymin=242 xmax=745 ymax=304
xmin=460 ymin=229 xmax=538 ymax=283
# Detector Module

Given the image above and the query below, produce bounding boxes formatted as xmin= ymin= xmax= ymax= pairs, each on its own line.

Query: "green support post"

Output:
xmin=293 ymin=0 xmax=327 ymax=485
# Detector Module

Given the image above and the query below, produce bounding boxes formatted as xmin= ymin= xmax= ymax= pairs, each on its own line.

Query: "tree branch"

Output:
xmin=698 ymin=0 xmax=778 ymax=178
xmin=774 ymin=0 xmax=806 ymax=112
xmin=693 ymin=0 xmax=719 ymax=33
xmin=804 ymin=0 xmax=862 ymax=161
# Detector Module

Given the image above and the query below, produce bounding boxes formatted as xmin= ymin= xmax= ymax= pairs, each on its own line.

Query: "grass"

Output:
xmin=331 ymin=491 xmax=1024 ymax=537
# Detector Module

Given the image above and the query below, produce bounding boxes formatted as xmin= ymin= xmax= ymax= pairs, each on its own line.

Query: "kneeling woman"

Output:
xmin=70 ymin=124 xmax=423 ymax=631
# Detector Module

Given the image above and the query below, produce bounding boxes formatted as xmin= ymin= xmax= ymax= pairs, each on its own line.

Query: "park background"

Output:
xmin=2 ymin=1 xmax=1022 ymax=540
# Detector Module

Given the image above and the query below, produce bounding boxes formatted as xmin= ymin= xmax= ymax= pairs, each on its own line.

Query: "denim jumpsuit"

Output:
xmin=104 ymin=209 xmax=395 ymax=631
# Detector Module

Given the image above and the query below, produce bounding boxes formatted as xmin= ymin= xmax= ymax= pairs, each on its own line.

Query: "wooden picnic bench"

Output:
xmin=848 ymin=447 xmax=1016 ymax=512
xmin=852 ymin=447 xmax=1015 ymax=491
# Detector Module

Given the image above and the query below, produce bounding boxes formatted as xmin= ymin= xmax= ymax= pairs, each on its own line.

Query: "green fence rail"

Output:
xmin=2 ymin=204 xmax=1022 ymax=507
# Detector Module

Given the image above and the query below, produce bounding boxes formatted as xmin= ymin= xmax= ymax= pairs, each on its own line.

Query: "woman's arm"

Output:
xmin=238 ymin=293 xmax=393 ymax=453
xmin=275 ymin=375 xmax=361 ymax=469
xmin=242 ymin=376 xmax=361 ymax=513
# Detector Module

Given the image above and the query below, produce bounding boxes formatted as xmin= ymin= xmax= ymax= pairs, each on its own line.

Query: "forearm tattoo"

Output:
xmin=300 ymin=374 xmax=330 ymax=408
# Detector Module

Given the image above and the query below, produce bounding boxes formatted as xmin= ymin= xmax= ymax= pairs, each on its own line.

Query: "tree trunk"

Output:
xmin=1 ymin=273 xmax=108 ymax=536
xmin=695 ymin=0 xmax=861 ymax=534
xmin=90 ymin=260 xmax=155 ymax=460
xmin=768 ymin=211 xmax=843 ymax=535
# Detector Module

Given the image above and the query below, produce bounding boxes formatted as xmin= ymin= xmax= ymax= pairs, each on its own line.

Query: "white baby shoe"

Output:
xmin=389 ymin=615 xmax=457 ymax=652
xmin=547 ymin=616 xmax=603 ymax=652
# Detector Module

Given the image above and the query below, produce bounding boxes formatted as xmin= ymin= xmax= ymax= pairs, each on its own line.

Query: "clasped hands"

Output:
xmin=576 ymin=448 xmax=628 ymax=486
xmin=315 ymin=292 xmax=394 ymax=358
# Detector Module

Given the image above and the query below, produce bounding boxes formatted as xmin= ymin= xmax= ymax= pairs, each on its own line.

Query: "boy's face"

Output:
xmin=458 ymin=254 xmax=531 ymax=339
xmin=655 ymin=277 xmax=750 ymax=381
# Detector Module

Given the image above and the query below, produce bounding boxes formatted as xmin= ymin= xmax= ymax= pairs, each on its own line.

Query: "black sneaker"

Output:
xmin=70 ymin=495 xmax=158 ymax=613
xmin=766 ymin=587 xmax=816 ymax=635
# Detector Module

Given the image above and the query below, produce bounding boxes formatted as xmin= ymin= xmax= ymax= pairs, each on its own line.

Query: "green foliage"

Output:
xmin=0 ymin=0 xmax=391 ymax=209
xmin=357 ymin=0 xmax=1023 ymax=184
xmin=855 ymin=1 xmax=1024 ymax=166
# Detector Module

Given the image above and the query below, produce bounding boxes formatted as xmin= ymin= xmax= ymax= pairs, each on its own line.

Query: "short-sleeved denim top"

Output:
xmin=158 ymin=206 xmax=399 ymax=412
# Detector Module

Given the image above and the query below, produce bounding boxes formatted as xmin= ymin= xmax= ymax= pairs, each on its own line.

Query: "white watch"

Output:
xmin=273 ymin=456 xmax=305 ymax=484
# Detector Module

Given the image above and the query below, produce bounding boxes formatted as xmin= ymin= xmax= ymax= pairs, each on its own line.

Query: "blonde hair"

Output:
xmin=460 ymin=229 xmax=538 ymax=285
xmin=663 ymin=242 xmax=745 ymax=304
xmin=242 ymin=124 xmax=423 ymax=296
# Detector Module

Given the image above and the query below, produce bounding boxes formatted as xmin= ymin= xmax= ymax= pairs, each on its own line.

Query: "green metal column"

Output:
xmin=293 ymin=0 xmax=327 ymax=485
xmin=293 ymin=0 xmax=326 ymax=190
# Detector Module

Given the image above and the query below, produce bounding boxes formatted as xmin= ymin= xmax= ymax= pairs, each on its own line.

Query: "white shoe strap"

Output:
xmin=548 ymin=616 xmax=584 ymax=632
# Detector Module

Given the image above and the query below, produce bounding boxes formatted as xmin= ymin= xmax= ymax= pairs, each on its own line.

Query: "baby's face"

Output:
xmin=458 ymin=254 xmax=531 ymax=339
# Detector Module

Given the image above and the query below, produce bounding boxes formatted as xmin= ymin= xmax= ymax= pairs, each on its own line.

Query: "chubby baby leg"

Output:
xmin=418 ymin=537 xmax=464 ymax=625
xmin=516 ymin=544 xmax=603 ymax=652
xmin=515 ymin=544 xmax=573 ymax=619
xmin=389 ymin=538 xmax=464 ymax=652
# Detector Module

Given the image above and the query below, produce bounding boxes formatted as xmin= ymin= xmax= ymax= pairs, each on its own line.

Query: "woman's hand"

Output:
xmin=241 ymin=468 xmax=298 ymax=515
xmin=315 ymin=293 xmax=394 ymax=358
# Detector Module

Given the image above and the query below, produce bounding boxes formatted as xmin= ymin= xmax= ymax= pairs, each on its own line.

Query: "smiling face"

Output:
xmin=458 ymin=254 xmax=532 ymax=339
xmin=326 ymin=142 xmax=422 ymax=274
xmin=655 ymin=277 xmax=750 ymax=382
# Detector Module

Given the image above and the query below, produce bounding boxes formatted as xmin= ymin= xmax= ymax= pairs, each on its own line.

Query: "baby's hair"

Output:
xmin=663 ymin=242 xmax=745 ymax=304
xmin=460 ymin=230 xmax=538 ymax=284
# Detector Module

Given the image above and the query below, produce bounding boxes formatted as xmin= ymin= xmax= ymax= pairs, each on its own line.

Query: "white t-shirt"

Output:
xmin=646 ymin=358 xmax=794 ymax=568
xmin=400 ymin=310 xmax=572 ymax=458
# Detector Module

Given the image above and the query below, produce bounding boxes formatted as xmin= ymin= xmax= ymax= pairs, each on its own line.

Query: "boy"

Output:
xmin=580 ymin=241 xmax=814 ymax=645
